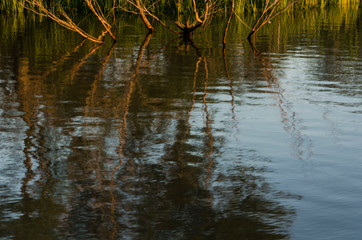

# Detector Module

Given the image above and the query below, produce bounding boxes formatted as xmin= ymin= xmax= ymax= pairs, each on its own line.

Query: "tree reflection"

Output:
xmin=0 ymin=19 xmax=297 ymax=239
xmin=0 ymin=27 xmax=120 ymax=237
xmin=223 ymin=44 xmax=237 ymax=128
xmin=248 ymin=40 xmax=313 ymax=161
xmin=100 ymin=36 xmax=296 ymax=239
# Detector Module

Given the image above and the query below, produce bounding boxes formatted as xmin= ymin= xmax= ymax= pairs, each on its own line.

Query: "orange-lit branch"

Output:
xmin=23 ymin=0 xmax=115 ymax=43
xmin=247 ymin=0 xmax=300 ymax=40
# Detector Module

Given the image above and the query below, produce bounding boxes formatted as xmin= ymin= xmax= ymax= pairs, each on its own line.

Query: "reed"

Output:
xmin=294 ymin=0 xmax=360 ymax=9
xmin=0 ymin=0 xmax=24 ymax=13
xmin=1 ymin=0 xmax=360 ymax=14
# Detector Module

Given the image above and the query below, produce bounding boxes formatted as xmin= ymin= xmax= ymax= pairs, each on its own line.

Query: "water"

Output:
xmin=1 ymin=8 xmax=362 ymax=239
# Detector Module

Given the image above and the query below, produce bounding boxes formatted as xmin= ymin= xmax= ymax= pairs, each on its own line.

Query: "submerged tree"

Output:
xmin=126 ymin=0 xmax=214 ymax=40
xmin=223 ymin=0 xmax=234 ymax=46
xmin=23 ymin=0 xmax=116 ymax=43
xmin=174 ymin=0 xmax=212 ymax=38
xmin=247 ymin=0 xmax=300 ymax=41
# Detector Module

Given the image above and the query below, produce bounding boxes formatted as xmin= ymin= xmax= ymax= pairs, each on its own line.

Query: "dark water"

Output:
xmin=1 ymin=8 xmax=362 ymax=239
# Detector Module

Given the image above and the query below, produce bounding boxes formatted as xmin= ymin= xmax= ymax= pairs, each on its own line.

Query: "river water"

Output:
xmin=0 ymin=7 xmax=362 ymax=239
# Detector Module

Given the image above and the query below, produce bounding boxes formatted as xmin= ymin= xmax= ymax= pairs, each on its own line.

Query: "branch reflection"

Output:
xmin=4 ymin=38 xmax=119 ymax=239
xmin=223 ymin=45 xmax=238 ymax=128
xmin=0 ymin=22 xmax=297 ymax=239
xmin=248 ymin=40 xmax=313 ymax=161
xmin=104 ymin=36 xmax=296 ymax=239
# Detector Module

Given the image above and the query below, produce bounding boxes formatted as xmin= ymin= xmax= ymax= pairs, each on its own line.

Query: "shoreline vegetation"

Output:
xmin=1 ymin=0 xmax=360 ymax=14
xmin=1 ymin=0 xmax=360 ymax=43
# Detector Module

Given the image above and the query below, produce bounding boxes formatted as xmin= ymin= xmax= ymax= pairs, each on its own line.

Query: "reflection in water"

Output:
xmin=0 ymin=16 xmax=292 ymax=239
xmin=223 ymin=45 xmax=237 ymax=129
xmin=2 ymin=8 xmax=362 ymax=239
xmin=249 ymin=40 xmax=313 ymax=161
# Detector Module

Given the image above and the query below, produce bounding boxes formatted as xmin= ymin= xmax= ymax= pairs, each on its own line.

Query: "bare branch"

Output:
xmin=247 ymin=0 xmax=300 ymax=40
xmin=23 ymin=0 xmax=116 ymax=43
xmin=127 ymin=0 xmax=213 ymax=36
xmin=223 ymin=0 xmax=235 ymax=46
xmin=134 ymin=0 xmax=155 ymax=32
xmin=85 ymin=0 xmax=116 ymax=41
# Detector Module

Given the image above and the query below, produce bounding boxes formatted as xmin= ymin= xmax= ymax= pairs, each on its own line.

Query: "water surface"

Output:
xmin=0 ymin=8 xmax=362 ymax=239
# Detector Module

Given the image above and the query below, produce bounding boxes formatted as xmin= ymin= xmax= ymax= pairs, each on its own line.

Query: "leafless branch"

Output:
xmin=23 ymin=0 xmax=116 ymax=43
xmin=247 ymin=0 xmax=300 ymax=40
